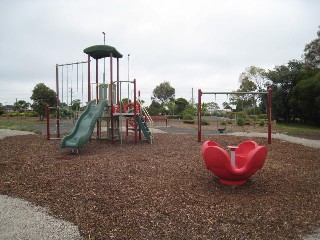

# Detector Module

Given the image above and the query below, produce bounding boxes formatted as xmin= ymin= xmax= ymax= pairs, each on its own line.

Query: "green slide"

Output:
xmin=61 ymin=99 xmax=108 ymax=149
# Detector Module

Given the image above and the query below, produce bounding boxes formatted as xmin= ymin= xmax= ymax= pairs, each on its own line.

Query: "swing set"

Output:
xmin=46 ymin=61 xmax=88 ymax=139
xmin=197 ymin=88 xmax=273 ymax=144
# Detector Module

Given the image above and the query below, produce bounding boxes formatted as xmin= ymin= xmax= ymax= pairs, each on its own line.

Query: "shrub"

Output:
xmin=259 ymin=120 xmax=265 ymax=127
xmin=183 ymin=114 xmax=195 ymax=124
xmin=201 ymin=120 xmax=210 ymax=126
xmin=220 ymin=121 xmax=227 ymax=126
xmin=237 ymin=117 xmax=245 ymax=126
xmin=244 ymin=118 xmax=251 ymax=125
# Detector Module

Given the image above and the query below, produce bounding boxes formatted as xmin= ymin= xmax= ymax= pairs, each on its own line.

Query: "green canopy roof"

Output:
xmin=83 ymin=45 xmax=123 ymax=59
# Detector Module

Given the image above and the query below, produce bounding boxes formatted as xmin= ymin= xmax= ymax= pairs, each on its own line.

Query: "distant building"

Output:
xmin=5 ymin=105 xmax=15 ymax=112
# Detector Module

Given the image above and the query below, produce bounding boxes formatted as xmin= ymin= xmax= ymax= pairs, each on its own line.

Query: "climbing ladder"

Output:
xmin=136 ymin=114 xmax=153 ymax=144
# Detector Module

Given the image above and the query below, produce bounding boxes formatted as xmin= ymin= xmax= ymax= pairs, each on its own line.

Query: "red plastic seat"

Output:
xmin=235 ymin=141 xmax=258 ymax=168
xmin=201 ymin=140 xmax=267 ymax=185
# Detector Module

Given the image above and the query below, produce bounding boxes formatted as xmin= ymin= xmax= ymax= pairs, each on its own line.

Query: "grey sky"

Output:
xmin=0 ymin=0 xmax=319 ymax=106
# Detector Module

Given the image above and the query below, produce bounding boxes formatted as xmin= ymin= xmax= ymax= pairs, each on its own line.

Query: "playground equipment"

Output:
xmin=197 ymin=89 xmax=272 ymax=144
xmin=61 ymin=100 xmax=108 ymax=152
xmin=50 ymin=44 xmax=153 ymax=150
xmin=201 ymin=140 xmax=267 ymax=185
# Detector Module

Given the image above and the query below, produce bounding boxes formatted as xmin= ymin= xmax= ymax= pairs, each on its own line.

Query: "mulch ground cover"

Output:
xmin=0 ymin=133 xmax=320 ymax=239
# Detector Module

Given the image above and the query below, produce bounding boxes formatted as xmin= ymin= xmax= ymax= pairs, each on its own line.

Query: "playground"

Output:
xmin=0 ymin=127 xmax=320 ymax=239
xmin=1 ymin=43 xmax=320 ymax=239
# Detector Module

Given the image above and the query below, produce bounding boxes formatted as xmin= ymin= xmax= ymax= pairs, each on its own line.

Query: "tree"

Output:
xmin=30 ymin=83 xmax=57 ymax=121
xmin=182 ymin=103 xmax=197 ymax=119
xmin=222 ymin=101 xmax=232 ymax=109
xmin=206 ymin=102 xmax=220 ymax=115
xmin=266 ymin=60 xmax=307 ymax=122
xmin=0 ymin=103 xmax=4 ymax=115
xmin=304 ymin=26 xmax=320 ymax=69
xmin=175 ymin=98 xmax=189 ymax=115
xmin=71 ymin=99 xmax=81 ymax=111
xmin=152 ymin=81 xmax=175 ymax=105
xmin=164 ymin=99 xmax=177 ymax=115
xmin=239 ymin=66 xmax=268 ymax=91
xmin=14 ymin=100 xmax=30 ymax=112
xmin=290 ymin=72 xmax=320 ymax=125
xmin=147 ymin=100 xmax=165 ymax=116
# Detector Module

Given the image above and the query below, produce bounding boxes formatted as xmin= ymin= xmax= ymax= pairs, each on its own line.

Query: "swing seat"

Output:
xmin=201 ymin=140 xmax=267 ymax=185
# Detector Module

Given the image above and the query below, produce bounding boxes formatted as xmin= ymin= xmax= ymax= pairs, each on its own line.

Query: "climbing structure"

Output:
xmin=60 ymin=44 xmax=153 ymax=151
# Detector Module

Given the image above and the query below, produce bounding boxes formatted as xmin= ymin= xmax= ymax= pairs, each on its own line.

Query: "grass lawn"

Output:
xmin=277 ymin=123 xmax=320 ymax=140
xmin=0 ymin=118 xmax=44 ymax=132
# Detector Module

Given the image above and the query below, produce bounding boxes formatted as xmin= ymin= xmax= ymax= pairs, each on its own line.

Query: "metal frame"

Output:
xmin=197 ymin=88 xmax=273 ymax=144
xmin=53 ymin=61 xmax=89 ymax=139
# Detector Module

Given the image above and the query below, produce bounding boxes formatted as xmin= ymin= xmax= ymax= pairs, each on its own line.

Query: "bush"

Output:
xmin=220 ymin=121 xmax=227 ymax=126
xmin=237 ymin=117 xmax=245 ymax=126
xmin=259 ymin=120 xmax=265 ymax=127
xmin=259 ymin=114 xmax=268 ymax=119
xmin=244 ymin=118 xmax=251 ymax=125
xmin=201 ymin=120 xmax=210 ymax=126
xmin=183 ymin=114 xmax=195 ymax=124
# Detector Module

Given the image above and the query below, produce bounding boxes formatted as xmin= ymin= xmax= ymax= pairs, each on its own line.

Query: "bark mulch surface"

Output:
xmin=0 ymin=133 xmax=319 ymax=239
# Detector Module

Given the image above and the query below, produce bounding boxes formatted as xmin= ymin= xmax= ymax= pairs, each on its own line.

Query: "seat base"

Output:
xmin=220 ymin=179 xmax=247 ymax=186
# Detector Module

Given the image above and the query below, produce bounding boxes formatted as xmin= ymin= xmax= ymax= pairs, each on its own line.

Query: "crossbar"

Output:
xmin=202 ymin=91 xmax=268 ymax=95
xmin=56 ymin=61 xmax=89 ymax=67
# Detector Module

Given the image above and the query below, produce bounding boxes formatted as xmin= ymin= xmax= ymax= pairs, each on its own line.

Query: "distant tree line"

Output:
xmin=231 ymin=26 xmax=320 ymax=125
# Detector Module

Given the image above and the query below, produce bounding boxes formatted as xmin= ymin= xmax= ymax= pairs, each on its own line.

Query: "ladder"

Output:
xmin=137 ymin=99 xmax=154 ymax=143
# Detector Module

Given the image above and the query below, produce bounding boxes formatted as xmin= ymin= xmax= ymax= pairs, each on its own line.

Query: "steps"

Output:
xmin=136 ymin=114 xmax=153 ymax=144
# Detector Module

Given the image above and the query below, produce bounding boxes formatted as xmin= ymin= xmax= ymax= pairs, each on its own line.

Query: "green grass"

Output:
xmin=277 ymin=123 xmax=320 ymax=139
xmin=0 ymin=121 xmax=41 ymax=132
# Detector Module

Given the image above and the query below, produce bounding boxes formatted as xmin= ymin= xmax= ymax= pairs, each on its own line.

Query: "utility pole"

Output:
xmin=191 ymin=88 xmax=194 ymax=104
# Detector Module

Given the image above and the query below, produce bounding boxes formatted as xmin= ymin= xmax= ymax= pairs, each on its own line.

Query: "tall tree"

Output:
xmin=266 ymin=60 xmax=306 ymax=122
xmin=152 ymin=81 xmax=175 ymax=105
xmin=239 ymin=66 xmax=268 ymax=91
xmin=30 ymin=83 xmax=57 ymax=121
xmin=290 ymin=72 xmax=320 ymax=125
xmin=147 ymin=100 xmax=165 ymax=116
xmin=71 ymin=99 xmax=81 ymax=111
xmin=164 ymin=99 xmax=177 ymax=115
xmin=304 ymin=26 xmax=320 ymax=69
xmin=175 ymin=97 xmax=189 ymax=115
xmin=229 ymin=72 xmax=258 ymax=111
xmin=0 ymin=103 xmax=4 ymax=115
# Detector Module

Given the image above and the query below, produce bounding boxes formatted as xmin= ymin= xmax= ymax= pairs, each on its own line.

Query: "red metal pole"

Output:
xmin=198 ymin=89 xmax=202 ymax=142
xmin=55 ymin=65 xmax=60 ymax=138
xmin=134 ymin=79 xmax=138 ymax=144
xmin=110 ymin=52 xmax=114 ymax=143
xmin=57 ymin=105 xmax=60 ymax=138
xmin=267 ymin=88 xmax=272 ymax=144
xmin=46 ymin=104 xmax=50 ymax=140
xmin=88 ymin=55 xmax=91 ymax=102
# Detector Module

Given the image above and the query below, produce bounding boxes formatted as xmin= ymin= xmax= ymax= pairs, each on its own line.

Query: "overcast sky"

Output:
xmin=0 ymin=0 xmax=319 ymax=107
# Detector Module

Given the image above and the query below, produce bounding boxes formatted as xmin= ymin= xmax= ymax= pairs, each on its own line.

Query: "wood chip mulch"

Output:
xmin=0 ymin=133 xmax=319 ymax=239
